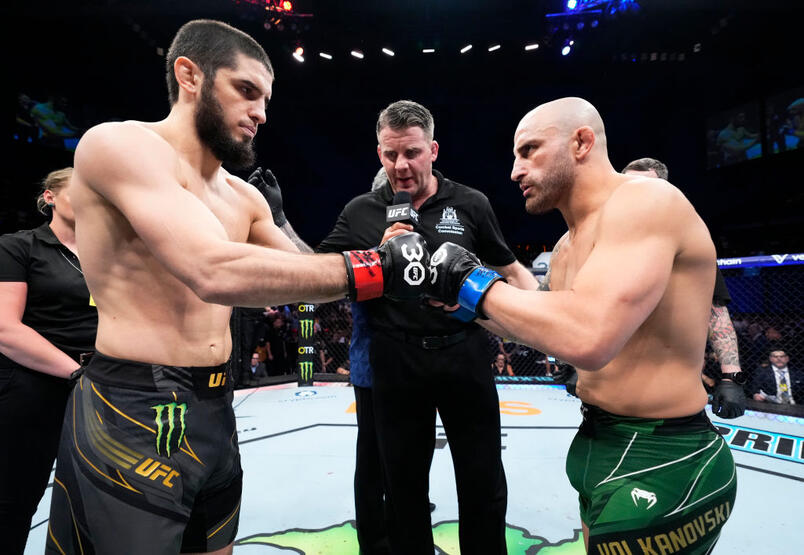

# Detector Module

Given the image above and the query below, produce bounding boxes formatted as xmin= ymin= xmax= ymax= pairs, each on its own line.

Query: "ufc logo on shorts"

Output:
xmin=401 ymin=243 xmax=425 ymax=286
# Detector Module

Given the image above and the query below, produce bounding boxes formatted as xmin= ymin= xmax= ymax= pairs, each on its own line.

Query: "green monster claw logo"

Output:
xmin=236 ymin=521 xmax=584 ymax=553
xmin=152 ymin=402 xmax=187 ymax=458
xmin=299 ymin=319 xmax=314 ymax=339
xmin=299 ymin=361 xmax=314 ymax=382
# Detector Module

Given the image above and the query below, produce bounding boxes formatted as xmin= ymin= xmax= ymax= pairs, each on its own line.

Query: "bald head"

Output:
xmin=517 ymin=97 xmax=606 ymax=145
xmin=511 ymin=97 xmax=612 ymax=214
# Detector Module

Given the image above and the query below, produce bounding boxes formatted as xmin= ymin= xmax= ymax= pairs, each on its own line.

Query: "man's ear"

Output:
xmin=573 ymin=126 xmax=596 ymax=161
xmin=174 ymin=56 xmax=204 ymax=99
xmin=431 ymin=140 xmax=439 ymax=162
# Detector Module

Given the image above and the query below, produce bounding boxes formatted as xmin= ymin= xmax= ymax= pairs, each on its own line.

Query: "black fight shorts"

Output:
xmin=46 ymin=352 xmax=242 ymax=554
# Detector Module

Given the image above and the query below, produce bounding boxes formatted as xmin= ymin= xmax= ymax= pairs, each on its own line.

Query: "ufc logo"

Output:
xmin=135 ymin=457 xmax=180 ymax=488
xmin=387 ymin=207 xmax=409 ymax=218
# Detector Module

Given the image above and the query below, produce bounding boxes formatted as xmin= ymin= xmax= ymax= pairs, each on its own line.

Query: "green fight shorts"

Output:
xmin=566 ymin=403 xmax=737 ymax=555
xmin=47 ymin=352 xmax=242 ymax=554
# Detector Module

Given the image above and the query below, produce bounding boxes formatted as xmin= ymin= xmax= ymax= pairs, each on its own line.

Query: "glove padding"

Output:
xmin=344 ymin=232 xmax=429 ymax=302
xmin=428 ymin=242 xmax=504 ymax=320
xmin=248 ymin=167 xmax=287 ymax=227
xmin=711 ymin=379 xmax=746 ymax=419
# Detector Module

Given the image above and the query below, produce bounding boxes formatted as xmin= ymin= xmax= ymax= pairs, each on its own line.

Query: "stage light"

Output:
xmin=282 ymin=1 xmax=292 ymax=11
xmin=488 ymin=44 xmax=501 ymax=52
xmin=351 ymin=50 xmax=364 ymax=59
xmin=294 ymin=46 xmax=304 ymax=56
xmin=422 ymin=48 xmax=435 ymax=53
xmin=569 ymin=40 xmax=575 ymax=46
xmin=567 ymin=0 xmax=578 ymax=10
xmin=561 ymin=44 xmax=572 ymax=56
xmin=524 ymin=43 xmax=539 ymax=51
xmin=460 ymin=44 xmax=472 ymax=53
xmin=591 ymin=19 xmax=599 ymax=28
xmin=319 ymin=52 xmax=332 ymax=60
xmin=292 ymin=52 xmax=304 ymax=62
xmin=577 ymin=21 xmax=585 ymax=30
xmin=382 ymin=48 xmax=395 ymax=56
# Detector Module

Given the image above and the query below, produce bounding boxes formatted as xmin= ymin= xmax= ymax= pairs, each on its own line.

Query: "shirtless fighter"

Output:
xmin=45 ymin=20 xmax=426 ymax=555
xmin=428 ymin=97 xmax=736 ymax=553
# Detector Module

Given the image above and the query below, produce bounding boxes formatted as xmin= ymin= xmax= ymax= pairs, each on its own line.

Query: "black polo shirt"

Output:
xmin=712 ymin=267 xmax=730 ymax=307
xmin=317 ymin=170 xmax=516 ymax=335
xmin=0 ymin=223 xmax=97 ymax=367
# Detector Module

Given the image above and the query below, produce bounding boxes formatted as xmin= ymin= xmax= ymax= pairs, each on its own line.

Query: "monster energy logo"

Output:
xmin=299 ymin=319 xmax=314 ymax=339
xmin=152 ymin=402 xmax=187 ymax=458
xmin=299 ymin=361 xmax=314 ymax=382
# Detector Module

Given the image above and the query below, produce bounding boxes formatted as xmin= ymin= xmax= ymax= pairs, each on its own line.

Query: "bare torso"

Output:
xmin=73 ymin=122 xmax=261 ymax=366
xmin=549 ymin=180 xmax=715 ymax=418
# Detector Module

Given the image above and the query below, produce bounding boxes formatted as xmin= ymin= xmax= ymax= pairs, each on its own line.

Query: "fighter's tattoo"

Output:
xmin=280 ymin=222 xmax=314 ymax=253
xmin=708 ymin=305 xmax=741 ymax=371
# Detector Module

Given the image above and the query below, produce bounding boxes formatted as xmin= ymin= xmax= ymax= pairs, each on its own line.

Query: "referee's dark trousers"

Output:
xmin=0 ymin=366 xmax=71 ymax=554
xmin=370 ymin=328 xmax=507 ymax=555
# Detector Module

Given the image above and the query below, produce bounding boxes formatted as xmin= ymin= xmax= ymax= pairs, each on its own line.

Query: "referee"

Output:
xmin=318 ymin=100 xmax=538 ymax=554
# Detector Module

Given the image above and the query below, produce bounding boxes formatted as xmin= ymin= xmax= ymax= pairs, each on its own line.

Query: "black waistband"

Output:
xmin=580 ymin=403 xmax=717 ymax=435
xmin=376 ymin=328 xmax=471 ymax=350
xmin=81 ymin=352 xmax=232 ymax=395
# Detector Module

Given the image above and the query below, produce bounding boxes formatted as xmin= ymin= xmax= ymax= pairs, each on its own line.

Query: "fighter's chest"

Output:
xmin=549 ymin=238 xmax=595 ymax=291
xmin=185 ymin=177 xmax=251 ymax=243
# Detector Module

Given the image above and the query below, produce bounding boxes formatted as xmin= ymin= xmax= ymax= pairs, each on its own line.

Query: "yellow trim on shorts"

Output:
xmin=72 ymin=392 xmax=142 ymax=494
xmin=53 ymin=477 xmax=85 ymax=555
xmin=207 ymin=501 xmax=241 ymax=539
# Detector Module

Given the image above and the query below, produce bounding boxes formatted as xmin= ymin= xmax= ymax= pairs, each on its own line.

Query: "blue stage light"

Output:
xmin=567 ymin=0 xmax=578 ymax=10
xmin=562 ymin=44 xmax=572 ymax=56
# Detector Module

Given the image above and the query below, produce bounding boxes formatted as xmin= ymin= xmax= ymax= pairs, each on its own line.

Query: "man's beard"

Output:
xmin=524 ymin=154 xmax=574 ymax=214
xmin=195 ymin=83 xmax=256 ymax=169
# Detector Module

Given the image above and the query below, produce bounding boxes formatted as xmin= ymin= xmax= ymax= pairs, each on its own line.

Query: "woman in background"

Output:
xmin=0 ymin=168 xmax=97 ymax=553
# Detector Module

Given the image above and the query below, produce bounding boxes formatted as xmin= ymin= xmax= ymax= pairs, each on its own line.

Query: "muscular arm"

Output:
xmin=483 ymin=234 xmax=566 ymax=340
xmin=481 ymin=183 xmax=685 ymax=370
xmin=76 ymin=123 xmax=347 ymax=307
xmin=708 ymin=305 xmax=741 ymax=373
xmin=278 ymin=222 xmax=314 ymax=253
xmin=0 ymin=282 xmax=80 ymax=378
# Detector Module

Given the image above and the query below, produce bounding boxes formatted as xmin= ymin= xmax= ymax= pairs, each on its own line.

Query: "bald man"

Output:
xmin=428 ymin=98 xmax=736 ymax=553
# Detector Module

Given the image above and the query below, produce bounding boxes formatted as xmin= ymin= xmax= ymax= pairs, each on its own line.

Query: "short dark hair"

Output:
xmin=622 ymin=157 xmax=669 ymax=180
xmin=166 ymin=19 xmax=273 ymax=105
xmin=376 ymin=100 xmax=435 ymax=141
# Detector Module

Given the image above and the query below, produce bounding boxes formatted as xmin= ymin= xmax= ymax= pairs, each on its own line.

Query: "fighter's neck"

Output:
xmin=559 ymin=168 xmax=622 ymax=232
xmin=156 ymin=109 xmax=223 ymax=179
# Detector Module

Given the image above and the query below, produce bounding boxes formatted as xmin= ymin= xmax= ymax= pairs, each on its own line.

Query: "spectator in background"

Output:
xmin=491 ymin=353 xmax=514 ymax=377
xmin=247 ymin=352 xmax=267 ymax=385
xmin=716 ymin=112 xmax=759 ymax=165
xmin=623 ymin=157 xmax=746 ymax=417
xmin=0 ymin=168 xmax=98 ymax=553
xmin=751 ymin=350 xmax=804 ymax=405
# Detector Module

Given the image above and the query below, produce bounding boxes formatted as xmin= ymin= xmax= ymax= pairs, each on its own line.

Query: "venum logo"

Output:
xmin=152 ymin=402 xmax=187 ymax=458
xmin=631 ymin=487 xmax=657 ymax=509
xmin=772 ymin=254 xmax=789 ymax=264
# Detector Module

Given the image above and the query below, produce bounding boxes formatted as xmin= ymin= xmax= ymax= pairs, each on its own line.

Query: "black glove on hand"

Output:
xmin=248 ymin=167 xmax=287 ymax=227
xmin=551 ymin=364 xmax=578 ymax=396
xmin=428 ymin=242 xmax=505 ymax=320
xmin=344 ymin=232 xmax=429 ymax=302
xmin=712 ymin=379 xmax=746 ymax=419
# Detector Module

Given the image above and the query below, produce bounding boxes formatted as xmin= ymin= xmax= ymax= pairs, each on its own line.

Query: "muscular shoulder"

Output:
xmin=76 ymin=121 xmax=177 ymax=186
xmin=604 ymin=176 xmax=692 ymax=228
